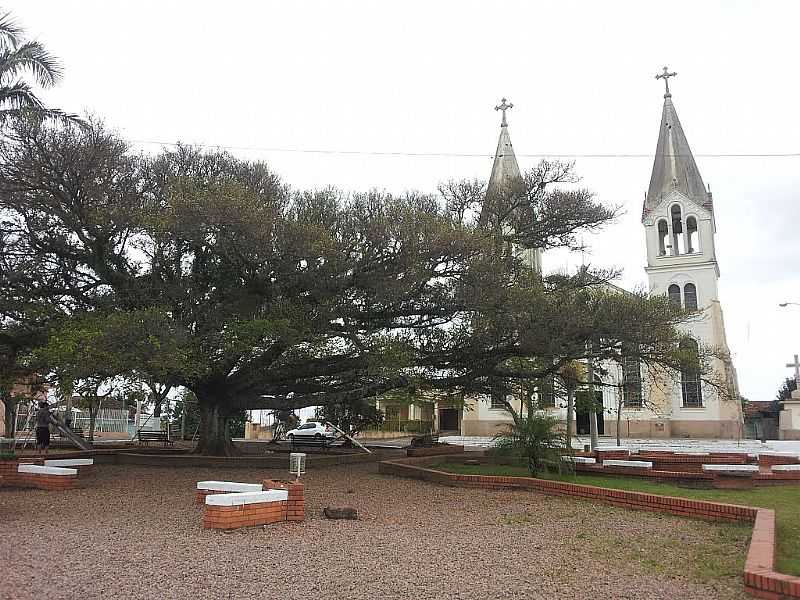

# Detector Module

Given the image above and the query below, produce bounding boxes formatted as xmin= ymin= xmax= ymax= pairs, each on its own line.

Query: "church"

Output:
xmin=441 ymin=71 xmax=744 ymax=439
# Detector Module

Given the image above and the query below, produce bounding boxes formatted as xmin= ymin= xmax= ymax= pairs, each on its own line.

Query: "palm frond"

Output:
xmin=0 ymin=12 xmax=23 ymax=50
xmin=0 ymin=41 xmax=63 ymax=87
xmin=0 ymin=106 xmax=87 ymax=128
xmin=0 ymin=80 xmax=44 ymax=109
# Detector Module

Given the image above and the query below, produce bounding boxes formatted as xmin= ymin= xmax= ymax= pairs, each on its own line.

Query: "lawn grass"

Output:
xmin=430 ymin=461 xmax=800 ymax=576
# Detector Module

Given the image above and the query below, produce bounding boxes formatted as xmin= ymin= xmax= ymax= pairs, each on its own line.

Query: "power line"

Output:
xmin=128 ymin=138 xmax=800 ymax=159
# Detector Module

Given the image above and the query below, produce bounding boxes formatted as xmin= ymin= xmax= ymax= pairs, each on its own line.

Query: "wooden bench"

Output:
xmin=289 ymin=435 xmax=332 ymax=450
xmin=137 ymin=430 xmax=175 ymax=446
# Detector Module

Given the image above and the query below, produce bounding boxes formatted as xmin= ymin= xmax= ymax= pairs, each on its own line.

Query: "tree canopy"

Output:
xmin=0 ymin=118 xmax=721 ymax=454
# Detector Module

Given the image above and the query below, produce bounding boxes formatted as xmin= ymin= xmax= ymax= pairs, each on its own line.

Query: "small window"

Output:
xmin=298 ymin=423 xmax=315 ymax=430
xmin=684 ymin=283 xmax=698 ymax=310
xmin=657 ymin=220 xmax=668 ymax=256
xmin=686 ymin=217 xmax=699 ymax=253
xmin=680 ymin=338 xmax=703 ymax=408
xmin=668 ymin=284 xmax=681 ymax=306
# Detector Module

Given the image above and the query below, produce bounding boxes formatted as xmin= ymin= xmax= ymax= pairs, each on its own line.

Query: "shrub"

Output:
xmin=492 ymin=411 xmax=571 ymax=476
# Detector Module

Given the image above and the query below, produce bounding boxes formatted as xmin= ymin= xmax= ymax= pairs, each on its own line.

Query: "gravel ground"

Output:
xmin=1 ymin=462 xmax=750 ymax=600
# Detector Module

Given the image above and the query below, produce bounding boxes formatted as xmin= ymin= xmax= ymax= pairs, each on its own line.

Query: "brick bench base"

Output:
xmin=202 ymin=482 xmax=305 ymax=529
xmin=203 ymin=500 xmax=288 ymax=529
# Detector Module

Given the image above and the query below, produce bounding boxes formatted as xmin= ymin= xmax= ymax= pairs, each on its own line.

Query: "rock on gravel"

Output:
xmin=0 ymin=462 xmax=750 ymax=600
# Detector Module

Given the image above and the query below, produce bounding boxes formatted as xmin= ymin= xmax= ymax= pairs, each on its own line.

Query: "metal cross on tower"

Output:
xmin=495 ymin=98 xmax=513 ymax=127
xmin=655 ymin=66 xmax=678 ymax=97
xmin=787 ymin=354 xmax=800 ymax=390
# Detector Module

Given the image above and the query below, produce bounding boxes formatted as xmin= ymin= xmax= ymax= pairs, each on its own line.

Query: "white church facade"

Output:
xmin=434 ymin=75 xmax=743 ymax=439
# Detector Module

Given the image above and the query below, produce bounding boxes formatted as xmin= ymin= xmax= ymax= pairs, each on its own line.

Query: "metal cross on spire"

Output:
xmin=787 ymin=354 xmax=800 ymax=390
xmin=495 ymin=98 xmax=513 ymax=127
xmin=655 ymin=66 xmax=678 ymax=97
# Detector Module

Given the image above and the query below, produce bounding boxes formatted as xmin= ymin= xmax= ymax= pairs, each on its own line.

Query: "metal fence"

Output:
xmin=15 ymin=408 xmax=130 ymax=434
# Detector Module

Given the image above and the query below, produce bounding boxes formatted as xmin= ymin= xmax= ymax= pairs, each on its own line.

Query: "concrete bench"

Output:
xmin=596 ymin=447 xmax=631 ymax=460
xmin=758 ymin=452 xmax=800 ymax=467
xmin=702 ymin=464 xmax=758 ymax=489
xmin=562 ymin=456 xmax=596 ymax=464
xmin=195 ymin=480 xmax=263 ymax=504
xmin=43 ymin=458 xmax=95 ymax=477
xmin=17 ymin=464 xmax=79 ymax=490
xmin=18 ymin=464 xmax=78 ymax=475
xmin=202 ymin=488 xmax=304 ymax=530
xmin=603 ymin=460 xmax=652 ymax=469
xmin=701 ymin=464 xmax=759 ymax=473
xmin=44 ymin=458 xmax=93 ymax=467
xmin=770 ymin=464 xmax=800 ymax=472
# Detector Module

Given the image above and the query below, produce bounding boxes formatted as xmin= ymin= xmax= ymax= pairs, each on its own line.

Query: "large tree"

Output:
xmin=0 ymin=120 xmax=492 ymax=453
xmin=0 ymin=119 xmax=719 ymax=454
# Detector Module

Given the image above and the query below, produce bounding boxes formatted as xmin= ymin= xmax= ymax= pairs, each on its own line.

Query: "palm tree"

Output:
xmin=0 ymin=11 xmax=79 ymax=124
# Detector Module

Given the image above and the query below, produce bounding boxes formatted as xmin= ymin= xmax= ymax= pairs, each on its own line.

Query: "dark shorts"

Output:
xmin=36 ymin=426 xmax=50 ymax=448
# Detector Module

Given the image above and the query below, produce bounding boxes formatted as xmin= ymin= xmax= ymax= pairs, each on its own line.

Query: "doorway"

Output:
xmin=576 ymin=391 xmax=604 ymax=435
xmin=439 ymin=408 xmax=459 ymax=432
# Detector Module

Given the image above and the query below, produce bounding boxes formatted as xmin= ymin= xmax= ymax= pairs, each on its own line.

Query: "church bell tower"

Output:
xmin=641 ymin=67 xmax=742 ymax=437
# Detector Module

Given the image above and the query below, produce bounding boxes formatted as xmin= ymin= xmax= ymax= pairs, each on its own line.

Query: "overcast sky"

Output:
xmin=6 ymin=0 xmax=800 ymax=403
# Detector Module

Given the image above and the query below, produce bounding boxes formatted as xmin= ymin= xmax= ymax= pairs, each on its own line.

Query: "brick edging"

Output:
xmin=379 ymin=456 xmax=800 ymax=599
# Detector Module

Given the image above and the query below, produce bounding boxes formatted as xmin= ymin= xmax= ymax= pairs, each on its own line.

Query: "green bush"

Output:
xmin=491 ymin=411 xmax=571 ymax=476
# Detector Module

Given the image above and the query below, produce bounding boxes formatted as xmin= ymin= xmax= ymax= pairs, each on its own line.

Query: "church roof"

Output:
xmin=643 ymin=93 xmax=711 ymax=220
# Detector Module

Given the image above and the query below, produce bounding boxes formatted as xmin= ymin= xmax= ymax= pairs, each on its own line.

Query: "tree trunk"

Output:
xmin=194 ymin=399 xmax=238 ymax=456
xmin=88 ymin=402 xmax=98 ymax=441
xmin=616 ymin=387 xmax=623 ymax=447
xmin=566 ymin=388 xmax=574 ymax=451
xmin=3 ymin=396 xmax=17 ymax=439
xmin=588 ymin=359 xmax=598 ymax=451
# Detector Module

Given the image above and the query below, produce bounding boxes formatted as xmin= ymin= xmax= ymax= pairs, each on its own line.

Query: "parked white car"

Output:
xmin=285 ymin=421 xmax=335 ymax=440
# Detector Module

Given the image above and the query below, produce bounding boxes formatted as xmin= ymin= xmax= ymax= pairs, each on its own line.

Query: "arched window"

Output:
xmin=657 ymin=220 xmax=668 ymax=256
xmin=670 ymin=204 xmax=684 ymax=255
xmin=684 ymin=283 xmax=698 ymax=310
xmin=686 ymin=216 xmax=699 ymax=253
xmin=668 ymin=284 xmax=681 ymax=306
xmin=622 ymin=345 xmax=642 ymax=408
xmin=680 ymin=338 xmax=703 ymax=407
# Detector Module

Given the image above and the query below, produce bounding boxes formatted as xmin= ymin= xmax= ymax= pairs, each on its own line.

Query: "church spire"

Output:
xmin=486 ymin=98 xmax=522 ymax=197
xmin=643 ymin=68 xmax=711 ymax=221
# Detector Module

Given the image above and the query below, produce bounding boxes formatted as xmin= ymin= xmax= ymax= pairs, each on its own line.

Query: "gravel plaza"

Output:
xmin=1 ymin=461 xmax=752 ymax=600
